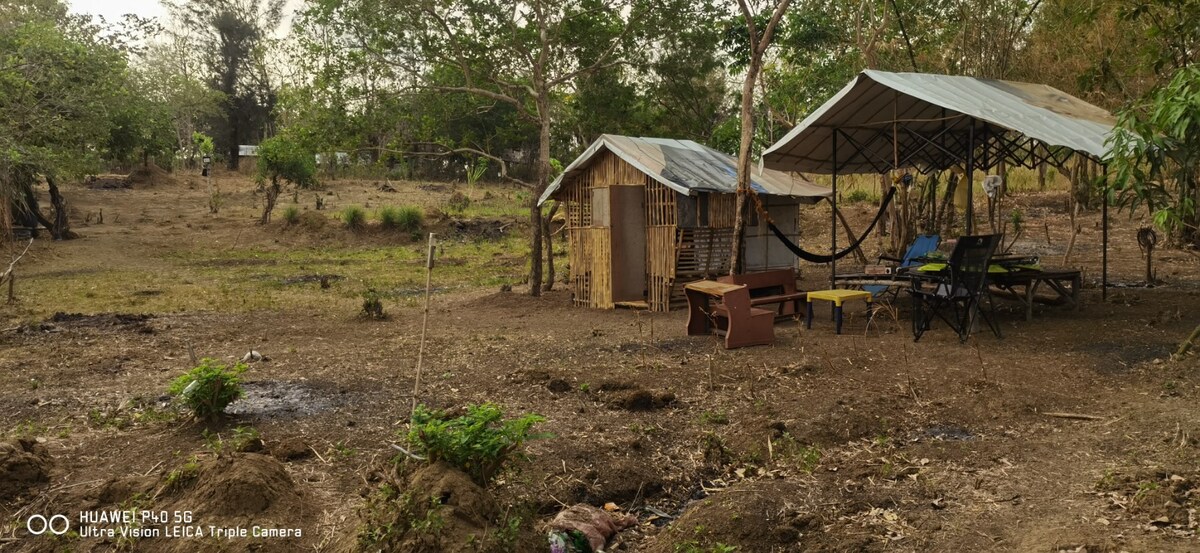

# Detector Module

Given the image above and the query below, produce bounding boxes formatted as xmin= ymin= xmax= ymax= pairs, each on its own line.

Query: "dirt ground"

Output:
xmin=1 ymin=169 xmax=1199 ymax=552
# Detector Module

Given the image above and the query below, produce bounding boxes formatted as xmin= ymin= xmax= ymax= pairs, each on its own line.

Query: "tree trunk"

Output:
xmin=228 ymin=127 xmax=240 ymax=171
xmin=542 ymin=205 xmax=554 ymax=291
xmin=729 ymin=56 xmax=761 ymax=276
xmin=46 ymin=175 xmax=76 ymax=240
xmin=261 ymin=177 xmax=279 ymax=224
xmin=529 ymin=95 xmax=550 ymax=296
xmin=18 ymin=180 xmax=40 ymax=239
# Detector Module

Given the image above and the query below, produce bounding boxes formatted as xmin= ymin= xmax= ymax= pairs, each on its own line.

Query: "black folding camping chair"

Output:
xmin=908 ymin=234 xmax=1003 ymax=343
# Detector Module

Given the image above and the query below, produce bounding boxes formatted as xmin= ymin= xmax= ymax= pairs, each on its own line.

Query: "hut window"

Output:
xmin=697 ymin=194 xmax=709 ymax=227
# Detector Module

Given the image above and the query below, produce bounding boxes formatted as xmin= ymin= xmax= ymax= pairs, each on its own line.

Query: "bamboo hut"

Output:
xmin=539 ymin=135 xmax=830 ymax=312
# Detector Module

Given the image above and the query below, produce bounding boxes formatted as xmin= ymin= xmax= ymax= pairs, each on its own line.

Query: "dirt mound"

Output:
xmin=1098 ymin=467 xmax=1200 ymax=527
xmin=160 ymin=453 xmax=305 ymax=519
xmin=86 ymin=174 xmax=131 ymax=189
xmin=594 ymin=380 xmax=676 ymax=411
xmin=643 ymin=479 xmax=816 ymax=553
xmin=127 ymin=162 xmax=176 ymax=186
xmin=0 ymin=439 xmax=51 ymax=499
xmin=354 ymin=462 xmax=539 ymax=552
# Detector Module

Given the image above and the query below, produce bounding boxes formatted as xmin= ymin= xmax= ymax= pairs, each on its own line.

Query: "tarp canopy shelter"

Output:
xmin=761 ymin=70 xmax=1118 ymax=296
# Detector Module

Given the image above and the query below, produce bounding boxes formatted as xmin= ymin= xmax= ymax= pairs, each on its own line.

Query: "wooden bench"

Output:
xmin=716 ymin=268 xmax=807 ymax=319
xmin=685 ymin=280 xmax=775 ymax=349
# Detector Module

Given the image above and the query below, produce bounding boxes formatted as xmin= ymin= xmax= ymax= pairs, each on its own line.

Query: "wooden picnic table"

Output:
xmin=988 ymin=268 xmax=1082 ymax=321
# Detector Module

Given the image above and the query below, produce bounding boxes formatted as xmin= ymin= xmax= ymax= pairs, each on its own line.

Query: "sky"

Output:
xmin=67 ymin=0 xmax=168 ymax=23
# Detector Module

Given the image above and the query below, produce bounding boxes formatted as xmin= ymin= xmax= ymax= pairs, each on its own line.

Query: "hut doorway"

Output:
xmin=593 ymin=184 xmax=647 ymax=303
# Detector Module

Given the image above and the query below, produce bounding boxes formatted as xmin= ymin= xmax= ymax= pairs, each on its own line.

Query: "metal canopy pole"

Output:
xmin=966 ymin=122 xmax=975 ymax=235
xmin=830 ymin=129 xmax=839 ymax=290
xmin=1102 ymin=163 xmax=1109 ymax=301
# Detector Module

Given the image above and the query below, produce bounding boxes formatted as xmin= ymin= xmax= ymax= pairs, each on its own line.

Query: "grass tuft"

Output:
xmin=341 ymin=205 xmax=367 ymax=230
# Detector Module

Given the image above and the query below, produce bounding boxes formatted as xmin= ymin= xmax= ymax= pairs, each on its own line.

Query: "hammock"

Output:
xmin=767 ymin=187 xmax=897 ymax=264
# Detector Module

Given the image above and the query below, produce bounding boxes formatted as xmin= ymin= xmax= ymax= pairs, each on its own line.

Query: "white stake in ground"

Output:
xmin=412 ymin=232 xmax=436 ymax=418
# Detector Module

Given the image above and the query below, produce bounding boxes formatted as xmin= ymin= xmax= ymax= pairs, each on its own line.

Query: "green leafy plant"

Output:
xmin=1106 ymin=65 xmax=1200 ymax=246
xmin=168 ymin=358 xmax=248 ymax=421
xmin=231 ymin=426 xmax=261 ymax=451
xmin=361 ymin=289 xmax=385 ymax=319
xmin=341 ymin=205 xmax=367 ymax=230
xmin=163 ymin=455 xmax=201 ymax=491
xmin=282 ymin=205 xmax=301 ymax=225
xmin=192 ymin=131 xmax=215 ymax=157
xmin=256 ymin=136 xmax=318 ymax=224
xmin=407 ymin=403 xmax=547 ymax=484
xmin=465 ymin=157 xmax=488 ymax=188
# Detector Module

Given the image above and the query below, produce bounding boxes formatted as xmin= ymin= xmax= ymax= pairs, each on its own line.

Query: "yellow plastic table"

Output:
xmin=806 ymin=289 xmax=873 ymax=334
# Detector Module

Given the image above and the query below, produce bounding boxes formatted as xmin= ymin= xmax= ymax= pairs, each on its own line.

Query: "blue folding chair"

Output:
xmin=863 ymin=234 xmax=941 ymax=298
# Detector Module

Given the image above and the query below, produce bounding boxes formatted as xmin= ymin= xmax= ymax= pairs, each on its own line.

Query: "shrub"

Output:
xmin=377 ymin=206 xmax=402 ymax=229
xmin=844 ymin=188 xmax=876 ymax=203
xmin=341 ymin=205 xmax=367 ymax=230
xmin=256 ymin=136 xmax=317 ymax=224
xmin=446 ymin=191 xmax=471 ymax=213
xmin=407 ymin=403 xmax=546 ymax=485
xmin=361 ymin=289 xmax=385 ymax=319
xmin=168 ymin=358 xmax=248 ymax=421
xmin=395 ymin=205 xmax=424 ymax=233
xmin=282 ymin=205 xmax=300 ymax=225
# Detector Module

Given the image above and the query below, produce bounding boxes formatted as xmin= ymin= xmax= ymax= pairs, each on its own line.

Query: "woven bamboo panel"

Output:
xmin=707 ymin=193 xmax=737 ymax=228
xmin=567 ymin=228 xmax=590 ymax=306
xmin=646 ymin=225 xmax=677 ymax=312
xmin=567 ymin=227 xmax=613 ymax=309
xmin=590 ymin=151 xmax=648 ymax=188
xmin=646 ymin=180 xmax=676 ymax=227
xmin=563 ymin=176 xmax=593 ymax=229
xmin=589 ymin=229 xmax=613 ymax=309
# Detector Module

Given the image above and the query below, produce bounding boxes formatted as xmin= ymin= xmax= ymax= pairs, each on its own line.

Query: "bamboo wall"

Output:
xmin=645 ymin=180 xmax=677 ymax=311
xmin=560 ymin=151 xmax=676 ymax=310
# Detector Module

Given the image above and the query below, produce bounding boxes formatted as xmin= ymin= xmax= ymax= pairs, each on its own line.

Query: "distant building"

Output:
xmin=238 ymin=145 xmax=258 ymax=173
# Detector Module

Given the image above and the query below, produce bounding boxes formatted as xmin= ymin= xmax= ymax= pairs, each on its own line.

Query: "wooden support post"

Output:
xmin=411 ymin=233 xmax=436 ymax=418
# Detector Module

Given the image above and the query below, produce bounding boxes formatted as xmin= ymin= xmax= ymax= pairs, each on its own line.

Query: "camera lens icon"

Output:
xmin=26 ymin=514 xmax=70 ymax=535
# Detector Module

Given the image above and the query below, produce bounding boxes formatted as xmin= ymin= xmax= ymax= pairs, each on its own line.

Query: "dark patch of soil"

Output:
xmin=1077 ymin=340 xmax=1172 ymax=369
xmin=226 ymin=381 xmax=337 ymax=418
xmin=921 ymin=426 xmax=975 ymax=441
xmin=446 ymin=217 xmax=512 ymax=239
xmin=47 ymin=312 xmax=155 ymax=333
xmin=0 ymin=439 xmax=51 ymax=499
xmin=279 ymin=273 xmax=344 ymax=286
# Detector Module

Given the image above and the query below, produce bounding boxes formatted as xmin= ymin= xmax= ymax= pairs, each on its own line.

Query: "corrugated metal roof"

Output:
xmin=762 ymin=70 xmax=1117 ymax=174
xmin=539 ymin=135 xmax=831 ymax=206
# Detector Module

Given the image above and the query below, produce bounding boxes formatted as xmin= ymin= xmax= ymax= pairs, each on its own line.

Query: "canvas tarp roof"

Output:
xmin=539 ymin=134 xmax=831 ymax=206
xmin=762 ymin=70 xmax=1117 ymax=174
